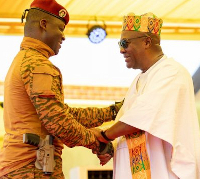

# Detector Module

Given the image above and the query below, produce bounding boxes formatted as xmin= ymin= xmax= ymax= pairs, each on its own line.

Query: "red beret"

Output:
xmin=30 ymin=0 xmax=69 ymax=24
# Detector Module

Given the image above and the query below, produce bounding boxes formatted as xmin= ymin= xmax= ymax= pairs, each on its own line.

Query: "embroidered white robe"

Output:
xmin=113 ymin=56 xmax=200 ymax=179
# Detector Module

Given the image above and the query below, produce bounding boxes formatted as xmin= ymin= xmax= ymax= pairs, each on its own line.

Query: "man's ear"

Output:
xmin=144 ymin=36 xmax=152 ymax=48
xmin=39 ymin=19 xmax=47 ymax=30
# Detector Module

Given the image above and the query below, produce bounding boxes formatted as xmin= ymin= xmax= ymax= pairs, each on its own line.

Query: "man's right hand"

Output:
xmin=97 ymin=153 xmax=113 ymax=166
xmin=97 ymin=141 xmax=114 ymax=166
xmin=90 ymin=128 xmax=114 ymax=165
xmin=90 ymin=128 xmax=109 ymax=143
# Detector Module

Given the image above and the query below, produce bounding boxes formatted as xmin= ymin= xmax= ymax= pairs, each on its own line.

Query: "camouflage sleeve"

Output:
xmin=21 ymin=61 xmax=100 ymax=151
xmin=65 ymin=104 xmax=113 ymax=128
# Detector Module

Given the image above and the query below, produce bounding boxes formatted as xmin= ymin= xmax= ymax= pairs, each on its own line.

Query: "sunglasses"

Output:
xmin=118 ymin=36 xmax=147 ymax=49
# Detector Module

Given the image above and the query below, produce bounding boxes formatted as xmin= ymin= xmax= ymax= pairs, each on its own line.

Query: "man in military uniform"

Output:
xmin=0 ymin=0 xmax=121 ymax=178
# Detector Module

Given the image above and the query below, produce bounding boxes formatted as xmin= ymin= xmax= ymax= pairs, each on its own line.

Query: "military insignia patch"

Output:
xmin=59 ymin=9 xmax=67 ymax=18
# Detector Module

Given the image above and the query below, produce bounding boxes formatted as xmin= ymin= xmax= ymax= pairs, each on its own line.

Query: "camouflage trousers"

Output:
xmin=0 ymin=156 xmax=64 ymax=179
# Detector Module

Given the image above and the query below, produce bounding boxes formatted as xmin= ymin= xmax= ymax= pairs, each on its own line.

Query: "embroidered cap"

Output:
xmin=122 ymin=12 xmax=163 ymax=35
xmin=30 ymin=0 xmax=69 ymax=24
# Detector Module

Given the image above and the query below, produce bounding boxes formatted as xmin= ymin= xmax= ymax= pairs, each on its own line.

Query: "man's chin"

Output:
xmin=126 ymin=64 xmax=132 ymax=69
xmin=54 ymin=49 xmax=59 ymax=55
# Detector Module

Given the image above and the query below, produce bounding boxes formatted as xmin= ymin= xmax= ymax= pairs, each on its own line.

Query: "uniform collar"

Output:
xmin=20 ymin=37 xmax=55 ymax=58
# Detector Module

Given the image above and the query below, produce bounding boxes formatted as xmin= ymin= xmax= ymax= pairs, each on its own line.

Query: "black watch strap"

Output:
xmin=101 ymin=131 xmax=114 ymax=141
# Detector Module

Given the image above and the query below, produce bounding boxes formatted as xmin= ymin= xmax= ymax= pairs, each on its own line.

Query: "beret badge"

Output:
xmin=59 ymin=9 xmax=67 ymax=18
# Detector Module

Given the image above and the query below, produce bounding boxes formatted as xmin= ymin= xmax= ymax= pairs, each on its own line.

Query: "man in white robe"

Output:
xmin=92 ymin=12 xmax=200 ymax=179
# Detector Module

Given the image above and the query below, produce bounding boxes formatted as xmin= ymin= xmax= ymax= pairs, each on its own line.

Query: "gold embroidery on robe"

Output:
xmin=126 ymin=131 xmax=151 ymax=179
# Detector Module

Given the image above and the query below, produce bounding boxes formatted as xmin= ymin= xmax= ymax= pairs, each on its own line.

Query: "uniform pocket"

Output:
xmin=31 ymin=66 xmax=60 ymax=97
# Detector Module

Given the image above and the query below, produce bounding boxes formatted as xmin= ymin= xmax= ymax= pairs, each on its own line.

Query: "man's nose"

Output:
xmin=120 ymin=47 xmax=126 ymax=54
xmin=62 ymin=33 xmax=65 ymax=41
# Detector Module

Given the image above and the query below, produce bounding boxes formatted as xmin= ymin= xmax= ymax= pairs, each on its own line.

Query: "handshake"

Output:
xmin=91 ymin=128 xmax=114 ymax=166
xmin=91 ymin=99 xmax=124 ymax=165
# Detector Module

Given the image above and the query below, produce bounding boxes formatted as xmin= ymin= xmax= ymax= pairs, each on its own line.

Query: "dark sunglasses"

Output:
xmin=118 ymin=36 xmax=147 ymax=49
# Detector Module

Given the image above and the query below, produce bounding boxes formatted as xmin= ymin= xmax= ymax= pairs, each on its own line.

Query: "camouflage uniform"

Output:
xmin=1 ymin=157 xmax=63 ymax=179
xmin=0 ymin=37 xmax=114 ymax=178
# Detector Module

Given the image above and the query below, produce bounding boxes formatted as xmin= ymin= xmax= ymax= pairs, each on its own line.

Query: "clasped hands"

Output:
xmin=90 ymin=128 xmax=114 ymax=166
